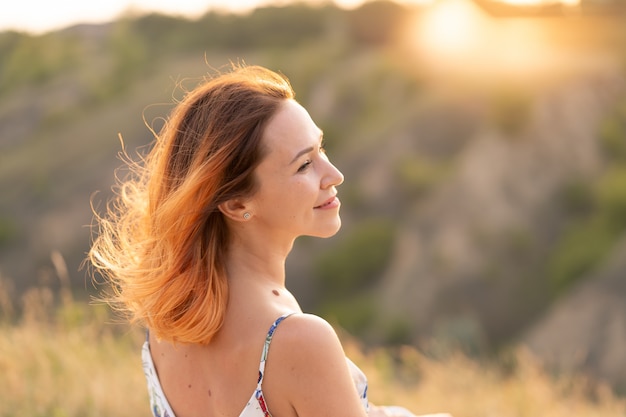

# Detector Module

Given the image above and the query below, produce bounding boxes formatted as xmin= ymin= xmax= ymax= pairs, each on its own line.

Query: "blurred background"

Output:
xmin=1 ymin=0 xmax=626 ymax=415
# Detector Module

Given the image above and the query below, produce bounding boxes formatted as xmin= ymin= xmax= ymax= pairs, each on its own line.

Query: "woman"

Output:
xmin=90 ymin=65 xmax=445 ymax=417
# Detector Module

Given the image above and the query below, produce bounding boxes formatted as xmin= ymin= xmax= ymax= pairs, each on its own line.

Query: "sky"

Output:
xmin=0 ymin=0 xmax=411 ymax=34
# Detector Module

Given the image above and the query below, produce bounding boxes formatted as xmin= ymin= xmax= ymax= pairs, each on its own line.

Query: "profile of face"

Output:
xmin=247 ymin=99 xmax=344 ymax=240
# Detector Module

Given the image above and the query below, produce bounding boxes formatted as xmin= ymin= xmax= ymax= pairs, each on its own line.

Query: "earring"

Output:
xmin=243 ymin=212 xmax=251 ymax=220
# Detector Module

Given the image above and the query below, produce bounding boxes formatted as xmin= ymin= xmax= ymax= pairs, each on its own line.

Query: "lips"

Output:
xmin=314 ymin=196 xmax=338 ymax=209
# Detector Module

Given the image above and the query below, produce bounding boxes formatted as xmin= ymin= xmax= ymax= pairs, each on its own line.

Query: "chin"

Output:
xmin=314 ymin=219 xmax=342 ymax=238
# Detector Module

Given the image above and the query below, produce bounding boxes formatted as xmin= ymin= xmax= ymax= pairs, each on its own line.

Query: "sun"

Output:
xmin=411 ymin=0 xmax=490 ymax=61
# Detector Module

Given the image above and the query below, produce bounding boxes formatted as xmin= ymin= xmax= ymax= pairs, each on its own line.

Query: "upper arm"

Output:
xmin=264 ymin=314 xmax=368 ymax=417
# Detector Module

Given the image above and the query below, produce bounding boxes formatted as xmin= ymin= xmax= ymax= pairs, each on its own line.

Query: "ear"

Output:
xmin=218 ymin=198 xmax=252 ymax=222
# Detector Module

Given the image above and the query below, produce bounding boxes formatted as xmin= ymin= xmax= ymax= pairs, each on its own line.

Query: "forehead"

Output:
xmin=262 ymin=99 xmax=321 ymax=159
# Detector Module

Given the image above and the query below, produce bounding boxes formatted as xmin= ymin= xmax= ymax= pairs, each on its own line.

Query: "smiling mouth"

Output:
xmin=314 ymin=196 xmax=338 ymax=209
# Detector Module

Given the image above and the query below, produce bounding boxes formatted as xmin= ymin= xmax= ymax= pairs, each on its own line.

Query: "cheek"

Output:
xmin=291 ymin=178 xmax=318 ymax=203
xmin=257 ymin=177 xmax=317 ymax=219
xmin=280 ymin=181 xmax=313 ymax=217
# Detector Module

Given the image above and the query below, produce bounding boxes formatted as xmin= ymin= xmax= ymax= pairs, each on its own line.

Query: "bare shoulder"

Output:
xmin=264 ymin=313 xmax=346 ymax=382
xmin=263 ymin=313 xmax=367 ymax=417
xmin=280 ymin=312 xmax=338 ymax=336
xmin=272 ymin=313 xmax=344 ymax=357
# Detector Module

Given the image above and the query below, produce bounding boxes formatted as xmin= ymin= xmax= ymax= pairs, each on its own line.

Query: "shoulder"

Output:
xmin=280 ymin=312 xmax=338 ymax=336
xmin=264 ymin=313 xmax=367 ymax=417
xmin=263 ymin=313 xmax=346 ymax=382
xmin=273 ymin=313 xmax=344 ymax=356
xmin=264 ymin=312 xmax=347 ymax=371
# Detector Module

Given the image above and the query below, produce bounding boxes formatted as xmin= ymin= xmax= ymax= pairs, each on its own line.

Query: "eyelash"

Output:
xmin=297 ymin=144 xmax=326 ymax=173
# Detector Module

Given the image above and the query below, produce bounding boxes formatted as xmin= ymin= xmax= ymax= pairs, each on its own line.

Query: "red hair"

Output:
xmin=90 ymin=65 xmax=294 ymax=344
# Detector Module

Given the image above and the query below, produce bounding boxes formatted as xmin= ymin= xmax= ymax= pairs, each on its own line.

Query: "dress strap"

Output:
xmin=256 ymin=312 xmax=296 ymax=388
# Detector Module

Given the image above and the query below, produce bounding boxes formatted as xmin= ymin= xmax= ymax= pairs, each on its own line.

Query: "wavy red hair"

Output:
xmin=89 ymin=65 xmax=294 ymax=344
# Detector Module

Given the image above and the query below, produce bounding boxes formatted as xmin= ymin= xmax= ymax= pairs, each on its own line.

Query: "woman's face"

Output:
xmin=249 ymin=99 xmax=344 ymax=240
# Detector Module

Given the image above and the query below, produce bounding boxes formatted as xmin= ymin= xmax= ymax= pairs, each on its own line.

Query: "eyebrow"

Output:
xmin=289 ymin=131 xmax=324 ymax=165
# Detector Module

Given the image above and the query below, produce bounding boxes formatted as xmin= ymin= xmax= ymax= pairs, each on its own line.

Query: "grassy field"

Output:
xmin=0 ymin=277 xmax=624 ymax=417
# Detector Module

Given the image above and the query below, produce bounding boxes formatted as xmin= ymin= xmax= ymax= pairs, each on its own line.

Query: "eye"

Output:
xmin=297 ymin=160 xmax=312 ymax=173
xmin=296 ymin=141 xmax=326 ymax=173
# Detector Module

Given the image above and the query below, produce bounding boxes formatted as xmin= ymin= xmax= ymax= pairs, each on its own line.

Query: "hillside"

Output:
xmin=1 ymin=0 xmax=626 ymax=392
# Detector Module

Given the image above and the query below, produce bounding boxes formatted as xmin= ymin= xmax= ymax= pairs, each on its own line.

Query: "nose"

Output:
xmin=322 ymin=159 xmax=344 ymax=189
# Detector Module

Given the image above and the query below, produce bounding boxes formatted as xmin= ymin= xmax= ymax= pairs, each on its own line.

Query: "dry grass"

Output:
xmin=0 ymin=275 xmax=624 ymax=417
xmin=344 ymin=338 xmax=626 ymax=417
xmin=0 ymin=284 xmax=147 ymax=417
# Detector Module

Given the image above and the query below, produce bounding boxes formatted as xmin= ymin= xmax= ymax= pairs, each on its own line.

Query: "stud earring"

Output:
xmin=243 ymin=212 xmax=251 ymax=220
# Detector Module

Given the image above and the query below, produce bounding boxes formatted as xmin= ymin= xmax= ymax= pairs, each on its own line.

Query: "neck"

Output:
xmin=224 ymin=230 xmax=293 ymax=288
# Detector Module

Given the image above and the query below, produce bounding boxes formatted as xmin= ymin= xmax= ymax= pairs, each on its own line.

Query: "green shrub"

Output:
xmin=548 ymin=217 xmax=615 ymax=293
xmin=0 ymin=32 xmax=79 ymax=92
xmin=559 ymin=179 xmax=595 ymax=216
xmin=599 ymin=102 xmax=626 ymax=162
xmin=315 ymin=218 xmax=395 ymax=298
xmin=395 ymin=157 xmax=451 ymax=201
xmin=321 ymin=294 xmax=378 ymax=336
xmin=596 ymin=167 xmax=626 ymax=229
xmin=382 ymin=316 xmax=413 ymax=346
xmin=490 ymin=87 xmax=533 ymax=137
xmin=0 ymin=217 xmax=17 ymax=247
xmin=99 ymin=20 xmax=150 ymax=98
xmin=549 ymin=163 xmax=626 ymax=294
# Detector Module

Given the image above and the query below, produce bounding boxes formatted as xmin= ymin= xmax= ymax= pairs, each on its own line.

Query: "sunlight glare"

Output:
xmin=404 ymin=0 xmax=566 ymax=81
xmin=415 ymin=0 xmax=489 ymax=60
xmin=497 ymin=0 xmax=581 ymax=5
xmin=498 ymin=0 xmax=544 ymax=5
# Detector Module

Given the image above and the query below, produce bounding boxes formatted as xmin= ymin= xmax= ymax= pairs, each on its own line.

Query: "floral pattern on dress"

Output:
xmin=142 ymin=335 xmax=174 ymax=417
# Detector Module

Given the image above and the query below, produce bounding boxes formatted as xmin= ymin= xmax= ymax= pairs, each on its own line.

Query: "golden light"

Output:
xmin=404 ymin=0 xmax=566 ymax=80
xmin=495 ymin=0 xmax=581 ymax=5
xmin=499 ymin=0 xmax=545 ymax=5
xmin=423 ymin=0 xmax=483 ymax=52
xmin=412 ymin=0 xmax=491 ymax=62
